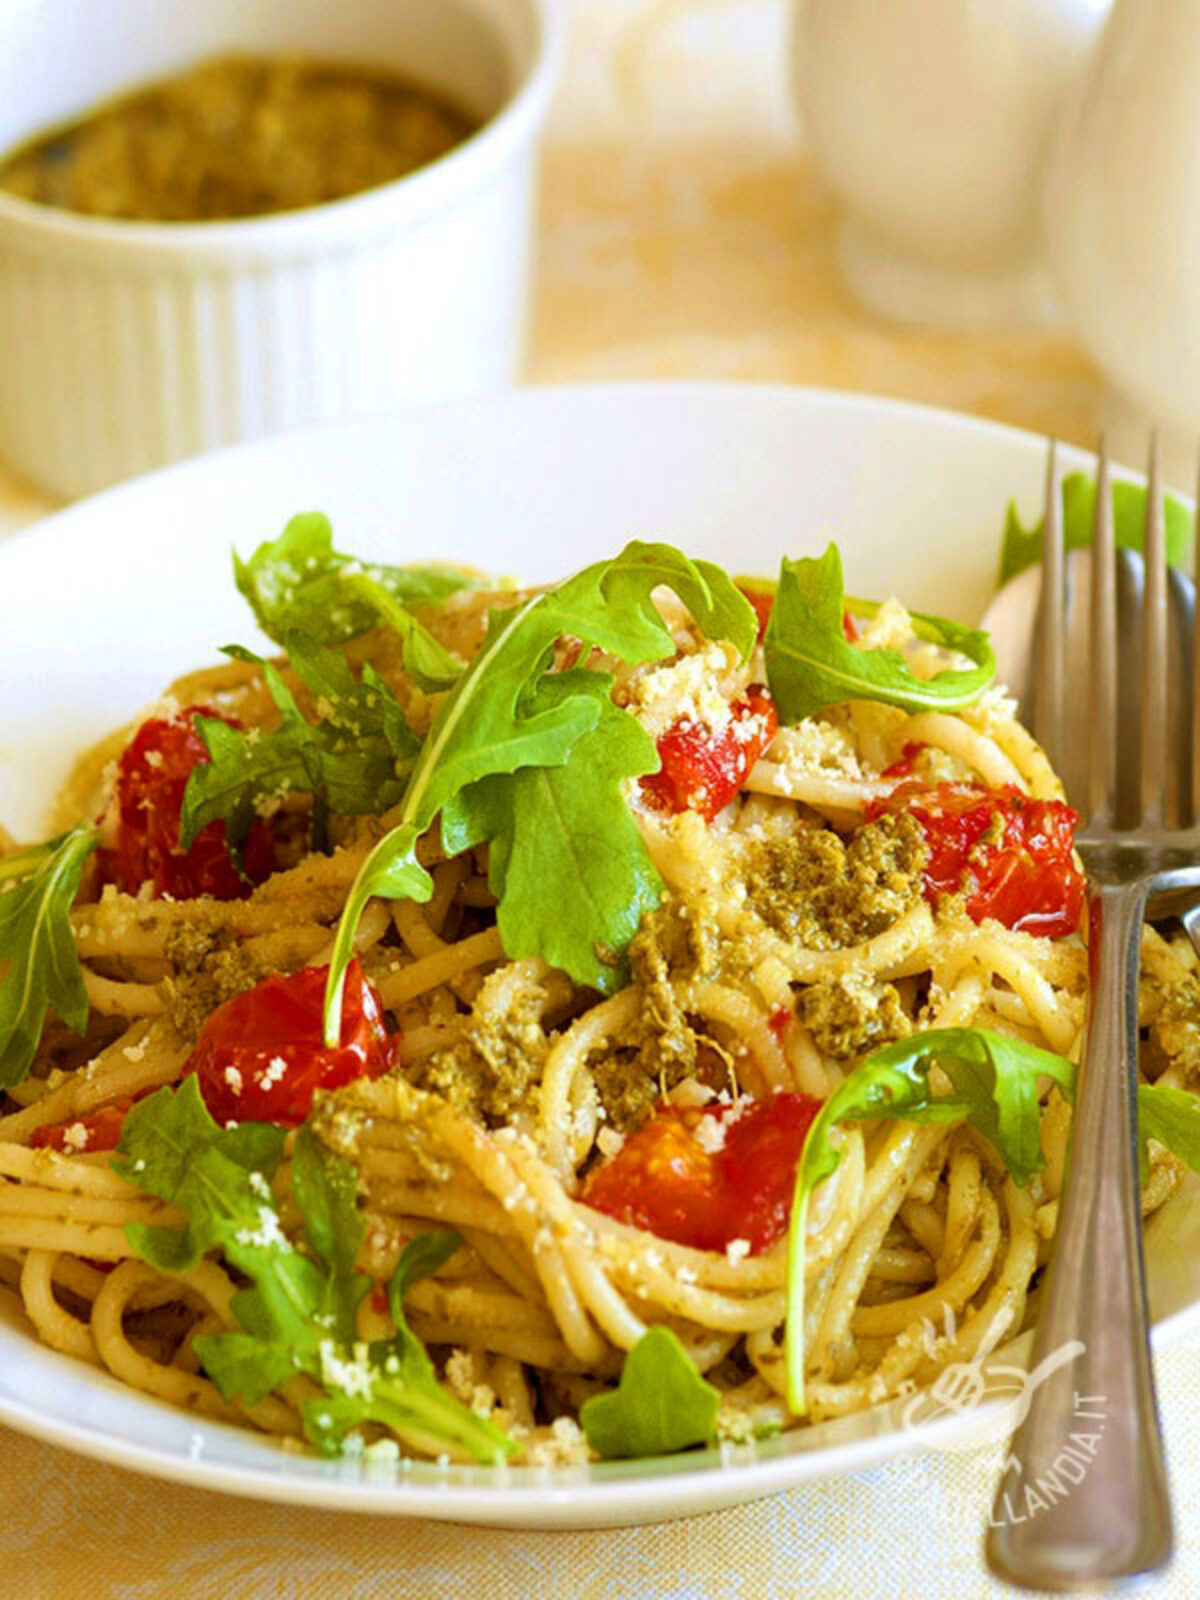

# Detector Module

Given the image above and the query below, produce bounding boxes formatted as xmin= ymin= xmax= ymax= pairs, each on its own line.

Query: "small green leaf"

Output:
xmin=549 ymin=542 xmax=756 ymax=666
xmin=322 ymin=822 xmax=432 ymax=1045
xmin=784 ymin=1028 xmax=1075 ymax=1414
xmin=234 ymin=511 xmax=478 ymax=647
xmin=180 ymin=633 xmax=419 ymax=854
xmin=113 ymin=1077 xmax=288 ymax=1271
xmin=999 ymin=472 xmax=1192 ymax=586
xmin=1138 ymin=1082 xmax=1200 ymax=1188
xmin=346 ymin=573 xmax=464 ymax=691
xmin=303 ymin=1229 xmax=515 ymax=1464
xmin=581 ymin=1327 xmax=720 ymax=1459
xmin=386 ymin=1228 xmax=463 ymax=1377
xmin=292 ymin=1124 xmax=373 ymax=1348
xmin=0 ymin=824 xmax=100 ymax=1087
xmin=764 ymin=545 xmax=995 ymax=725
xmin=442 ymin=674 xmax=664 ymax=994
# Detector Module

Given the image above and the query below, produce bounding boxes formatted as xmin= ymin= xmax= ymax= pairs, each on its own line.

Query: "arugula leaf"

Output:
xmin=234 ymin=512 xmax=478 ymax=647
xmin=999 ymin=473 xmax=1192 ymax=587
xmin=442 ymin=672 xmax=664 ymax=993
xmin=291 ymin=1121 xmax=371 ymax=1348
xmin=763 ymin=544 xmax=996 ymax=725
xmin=180 ymin=632 xmax=420 ymax=854
xmin=0 ymin=824 xmax=99 ymax=1087
xmin=115 ymin=1083 xmax=512 ymax=1462
xmin=301 ymin=1228 xmax=515 ymax=1462
xmin=580 ymin=1327 xmax=720 ymax=1459
xmin=346 ymin=573 xmax=464 ymax=692
xmin=113 ymin=1076 xmax=289 ymax=1272
xmin=1138 ymin=1082 xmax=1200 ymax=1188
xmin=784 ymin=1028 xmax=1074 ymax=1413
xmin=547 ymin=543 xmax=756 ymax=665
xmin=323 ymin=542 xmax=755 ymax=1041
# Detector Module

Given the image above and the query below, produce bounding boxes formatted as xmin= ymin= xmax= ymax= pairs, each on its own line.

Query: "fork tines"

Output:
xmin=1035 ymin=433 xmax=1197 ymax=836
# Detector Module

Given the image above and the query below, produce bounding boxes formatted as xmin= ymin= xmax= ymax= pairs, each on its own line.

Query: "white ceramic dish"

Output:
xmin=0 ymin=0 xmax=564 ymax=499
xmin=2 ymin=383 xmax=1198 ymax=1528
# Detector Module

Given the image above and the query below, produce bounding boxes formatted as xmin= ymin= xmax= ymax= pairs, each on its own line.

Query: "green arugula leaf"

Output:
xmin=234 ymin=512 xmax=478 ymax=647
xmin=291 ymin=1123 xmax=372 ymax=1348
xmin=763 ymin=544 xmax=996 ymax=725
xmin=580 ymin=1327 xmax=720 ymax=1459
xmin=442 ymin=672 xmax=664 ymax=993
xmin=323 ymin=543 xmax=754 ymax=1042
xmin=300 ymin=1229 xmax=515 ymax=1463
xmin=548 ymin=542 xmax=756 ymax=665
xmin=1137 ymin=1082 xmax=1200 ymax=1188
xmin=0 ymin=824 xmax=100 ymax=1087
xmin=180 ymin=632 xmax=420 ymax=854
xmin=784 ymin=1028 xmax=1075 ymax=1414
xmin=999 ymin=473 xmax=1192 ymax=587
xmin=346 ymin=572 xmax=464 ymax=692
xmin=113 ymin=1077 xmax=289 ymax=1272
xmin=115 ymin=1083 xmax=511 ymax=1462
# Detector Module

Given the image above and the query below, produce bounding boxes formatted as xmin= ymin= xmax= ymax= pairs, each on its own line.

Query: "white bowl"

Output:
xmin=0 ymin=0 xmax=564 ymax=499
xmin=2 ymin=385 xmax=1200 ymax=1527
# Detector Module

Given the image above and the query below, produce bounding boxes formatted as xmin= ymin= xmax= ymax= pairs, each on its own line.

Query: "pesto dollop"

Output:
xmin=0 ymin=54 xmax=477 ymax=222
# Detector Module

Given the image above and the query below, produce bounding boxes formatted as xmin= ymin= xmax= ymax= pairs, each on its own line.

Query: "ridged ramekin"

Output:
xmin=0 ymin=0 xmax=564 ymax=499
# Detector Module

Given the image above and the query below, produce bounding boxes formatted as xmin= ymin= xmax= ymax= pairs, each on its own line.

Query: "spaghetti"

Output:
xmin=2 ymin=530 xmax=1198 ymax=1467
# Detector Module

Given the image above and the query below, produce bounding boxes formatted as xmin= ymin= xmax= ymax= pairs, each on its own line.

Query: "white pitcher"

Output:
xmin=792 ymin=0 xmax=1108 ymax=326
xmin=1046 ymin=0 xmax=1200 ymax=437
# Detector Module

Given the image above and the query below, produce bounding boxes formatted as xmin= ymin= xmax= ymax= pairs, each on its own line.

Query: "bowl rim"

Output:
xmin=0 ymin=0 xmax=566 ymax=262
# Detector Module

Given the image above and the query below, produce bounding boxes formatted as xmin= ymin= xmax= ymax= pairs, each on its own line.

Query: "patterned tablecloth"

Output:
xmin=2 ymin=4 xmax=1194 ymax=1597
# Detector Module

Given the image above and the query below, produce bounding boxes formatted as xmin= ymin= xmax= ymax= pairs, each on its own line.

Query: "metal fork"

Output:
xmin=985 ymin=437 xmax=1200 ymax=1591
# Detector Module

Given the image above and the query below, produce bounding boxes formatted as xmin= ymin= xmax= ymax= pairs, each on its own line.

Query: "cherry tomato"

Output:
xmin=30 ymin=1098 xmax=133 ymax=1155
xmin=641 ymin=684 xmax=779 ymax=821
xmin=185 ymin=958 xmax=396 ymax=1128
xmin=740 ymin=587 xmax=775 ymax=642
xmin=879 ymin=741 xmax=927 ymax=783
xmin=581 ymin=1091 xmax=822 ymax=1255
xmin=96 ymin=706 xmax=274 ymax=901
xmin=869 ymin=780 xmax=1084 ymax=938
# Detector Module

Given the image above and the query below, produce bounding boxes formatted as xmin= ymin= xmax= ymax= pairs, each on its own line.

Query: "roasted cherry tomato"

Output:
xmin=581 ymin=1091 xmax=821 ymax=1254
xmin=641 ymin=684 xmax=778 ymax=822
xmin=185 ymin=958 xmax=396 ymax=1128
xmin=30 ymin=1098 xmax=134 ymax=1155
xmin=879 ymin=740 xmax=927 ymax=783
xmin=96 ymin=706 xmax=274 ymax=901
xmin=869 ymin=780 xmax=1084 ymax=938
xmin=740 ymin=587 xmax=775 ymax=642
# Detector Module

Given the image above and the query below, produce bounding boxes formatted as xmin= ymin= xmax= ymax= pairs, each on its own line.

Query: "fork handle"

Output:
xmin=985 ymin=881 xmax=1173 ymax=1591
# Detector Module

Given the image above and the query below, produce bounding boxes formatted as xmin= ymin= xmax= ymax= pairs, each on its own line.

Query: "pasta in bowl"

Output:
xmin=3 ymin=503 xmax=1200 ymax=1482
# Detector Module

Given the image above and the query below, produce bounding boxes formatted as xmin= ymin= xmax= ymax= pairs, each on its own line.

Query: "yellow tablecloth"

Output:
xmin=1 ymin=4 xmax=1194 ymax=1597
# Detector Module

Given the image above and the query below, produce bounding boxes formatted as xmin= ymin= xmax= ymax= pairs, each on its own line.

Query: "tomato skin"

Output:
xmin=186 ymin=959 xmax=396 ymax=1128
xmin=30 ymin=1099 xmax=133 ymax=1154
xmin=870 ymin=780 xmax=1084 ymax=938
xmin=641 ymin=684 xmax=779 ymax=822
xmin=96 ymin=706 xmax=274 ymax=901
xmin=740 ymin=587 xmax=775 ymax=642
xmin=879 ymin=741 xmax=927 ymax=783
xmin=581 ymin=1091 xmax=822 ymax=1255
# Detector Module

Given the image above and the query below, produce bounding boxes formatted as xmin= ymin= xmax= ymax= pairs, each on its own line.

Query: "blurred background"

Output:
xmin=1 ymin=0 xmax=1175 ymax=521
xmin=534 ymin=0 xmax=1102 ymax=437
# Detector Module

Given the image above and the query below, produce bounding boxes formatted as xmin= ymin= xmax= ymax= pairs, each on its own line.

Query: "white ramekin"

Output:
xmin=0 ymin=0 xmax=564 ymax=499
